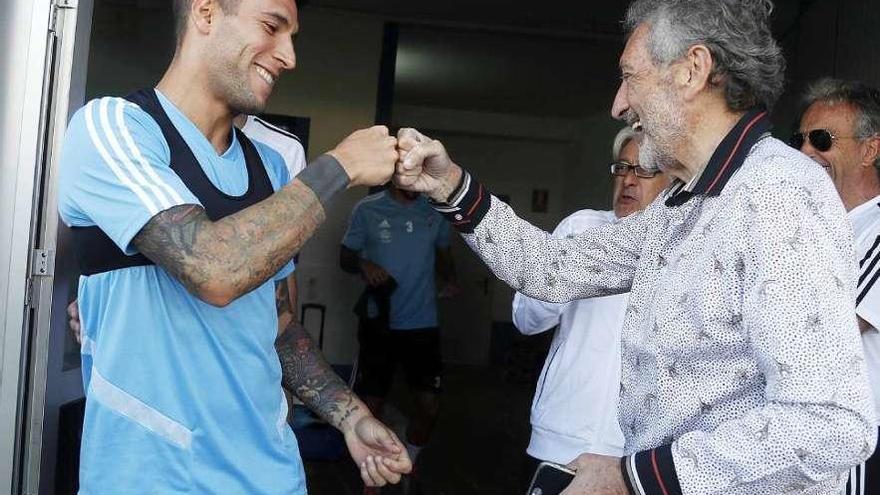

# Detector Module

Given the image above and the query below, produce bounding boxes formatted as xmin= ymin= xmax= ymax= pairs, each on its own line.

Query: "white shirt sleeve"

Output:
xmin=511 ymin=210 xmax=616 ymax=334
xmin=465 ymin=198 xmax=648 ymax=304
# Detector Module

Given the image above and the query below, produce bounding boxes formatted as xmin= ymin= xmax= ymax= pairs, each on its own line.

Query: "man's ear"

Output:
xmin=861 ymin=135 xmax=880 ymax=170
xmin=190 ymin=0 xmax=218 ymax=36
xmin=679 ymin=44 xmax=714 ymax=102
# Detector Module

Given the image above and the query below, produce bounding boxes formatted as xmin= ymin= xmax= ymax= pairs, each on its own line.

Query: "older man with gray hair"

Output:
xmin=795 ymin=78 xmax=880 ymax=494
xmin=391 ymin=0 xmax=877 ymax=494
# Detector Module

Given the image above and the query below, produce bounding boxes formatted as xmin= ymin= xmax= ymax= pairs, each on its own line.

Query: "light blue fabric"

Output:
xmin=58 ymin=91 xmax=303 ymax=494
xmin=342 ymin=191 xmax=450 ymax=330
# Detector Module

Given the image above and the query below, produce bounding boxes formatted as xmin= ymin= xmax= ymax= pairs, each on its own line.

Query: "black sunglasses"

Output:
xmin=790 ymin=129 xmax=858 ymax=152
xmin=610 ymin=161 xmax=660 ymax=179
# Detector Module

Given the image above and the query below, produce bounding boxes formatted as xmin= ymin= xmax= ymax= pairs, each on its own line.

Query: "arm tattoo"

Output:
xmin=276 ymin=322 xmax=361 ymax=430
xmin=133 ymin=205 xmax=214 ymax=295
xmin=132 ymin=180 xmax=325 ymax=304
xmin=276 ymin=280 xmax=293 ymax=318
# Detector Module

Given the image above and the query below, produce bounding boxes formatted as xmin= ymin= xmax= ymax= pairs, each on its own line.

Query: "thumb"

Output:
xmin=372 ymin=425 xmax=403 ymax=454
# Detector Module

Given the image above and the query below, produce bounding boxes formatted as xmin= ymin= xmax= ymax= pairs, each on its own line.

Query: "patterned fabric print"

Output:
xmin=461 ymin=138 xmax=876 ymax=495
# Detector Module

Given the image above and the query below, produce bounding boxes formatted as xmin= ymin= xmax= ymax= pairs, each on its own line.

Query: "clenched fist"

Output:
xmin=329 ymin=126 xmax=398 ymax=188
xmin=393 ymin=128 xmax=462 ymax=203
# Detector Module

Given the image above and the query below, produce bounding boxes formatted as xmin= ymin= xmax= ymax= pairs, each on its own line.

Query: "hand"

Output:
xmin=393 ymin=128 xmax=462 ymax=203
xmin=561 ymin=454 xmax=628 ymax=495
xmin=359 ymin=259 xmax=390 ymax=287
xmin=68 ymin=300 xmax=82 ymax=345
xmin=344 ymin=415 xmax=413 ymax=487
xmin=328 ymin=126 xmax=398 ymax=188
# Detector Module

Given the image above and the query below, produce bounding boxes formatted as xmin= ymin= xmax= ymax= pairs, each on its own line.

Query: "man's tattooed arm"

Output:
xmin=133 ymin=180 xmax=325 ymax=307
xmin=275 ymin=318 xmax=368 ymax=432
xmin=276 ymin=280 xmax=295 ymax=335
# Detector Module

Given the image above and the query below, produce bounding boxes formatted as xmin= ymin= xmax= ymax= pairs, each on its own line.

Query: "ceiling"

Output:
xmin=309 ymin=0 xmax=816 ymax=118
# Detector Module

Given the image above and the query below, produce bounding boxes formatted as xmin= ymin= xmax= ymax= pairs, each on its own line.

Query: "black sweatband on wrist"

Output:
xmin=297 ymin=154 xmax=350 ymax=209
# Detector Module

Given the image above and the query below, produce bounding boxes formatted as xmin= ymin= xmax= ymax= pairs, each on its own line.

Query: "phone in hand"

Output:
xmin=526 ymin=461 xmax=576 ymax=495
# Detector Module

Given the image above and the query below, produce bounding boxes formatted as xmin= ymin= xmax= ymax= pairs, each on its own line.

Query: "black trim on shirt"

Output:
xmin=429 ymin=171 xmax=491 ymax=233
xmin=665 ymin=109 xmax=771 ymax=207
xmin=622 ymin=445 xmax=684 ymax=495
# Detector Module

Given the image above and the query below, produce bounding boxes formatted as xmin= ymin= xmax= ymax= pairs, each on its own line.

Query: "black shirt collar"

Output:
xmin=665 ymin=109 xmax=771 ymax=207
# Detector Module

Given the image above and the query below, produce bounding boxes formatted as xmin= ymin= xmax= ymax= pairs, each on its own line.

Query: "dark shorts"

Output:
xmin=353 ymin=318 xmax=442 ymax=399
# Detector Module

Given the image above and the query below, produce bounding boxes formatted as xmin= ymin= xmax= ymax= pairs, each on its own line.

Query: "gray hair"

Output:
xmin=804 ymin=78 xmax=880 ymax=173
xmin=612 ymin=126 xmax=638 ymax=161
xmin=624 ymin=0 xmax=786 ymax=112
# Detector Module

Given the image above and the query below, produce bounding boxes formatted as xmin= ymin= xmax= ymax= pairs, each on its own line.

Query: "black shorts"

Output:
xmin=353 ymin=318 xmax=442 ymax=399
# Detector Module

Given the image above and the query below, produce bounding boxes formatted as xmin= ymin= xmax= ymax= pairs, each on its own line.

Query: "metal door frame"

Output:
xmin=0 ymin=0 xmax=93 ymax=493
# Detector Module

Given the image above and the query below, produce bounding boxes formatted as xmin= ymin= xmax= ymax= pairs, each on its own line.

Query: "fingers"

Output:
xmin=365 ymin=423 xmax=403 ymax=455
xmin=374 ymin=456 xmax=403 ymax=484
xmin=397 ymin=127 xmax=427 ymax=151
xmin=402 ymin=139 xmax=445 ymax=171
xmin=67 ymin=300 xmax=82 ymax=344
xmin=381 ymin=454 xmax=413 ymax=475
xmin=378 ymin=428 xmax=403 ymax=454
xmin=359 ymin=455 xmax=387 ymax=487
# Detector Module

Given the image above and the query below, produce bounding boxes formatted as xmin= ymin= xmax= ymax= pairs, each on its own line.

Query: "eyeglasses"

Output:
xmin=789 ymin=129 xmax=859 ymax=152
xmin=610 ymin=161 xmax=660 ymax=179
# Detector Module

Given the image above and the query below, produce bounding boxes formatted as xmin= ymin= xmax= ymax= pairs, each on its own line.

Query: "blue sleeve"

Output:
xmin=254 ymin=142 xmax=292 ymax=190
xmin=253 ymin=141 xmax=296 ymax=280
xmin=342 ymin=204 xmax=367 ymax=251
xmin=57 ymin=97 xmax=200 ymax=255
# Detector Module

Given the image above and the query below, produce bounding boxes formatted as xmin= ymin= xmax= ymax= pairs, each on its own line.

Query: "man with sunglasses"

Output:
xmin=514 ymin=126 xmax=669 ymax=489
xmin=795 ymin=78 xmax=880 ymax=494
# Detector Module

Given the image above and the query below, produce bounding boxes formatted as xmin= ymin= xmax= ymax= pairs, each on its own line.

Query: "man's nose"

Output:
xmin=623 ymin=168 xmax=639 ymax=186
xmin=611 ymin=82 xmax=629 ymax=120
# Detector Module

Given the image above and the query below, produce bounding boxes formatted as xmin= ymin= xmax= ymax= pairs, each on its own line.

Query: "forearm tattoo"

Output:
xmin=133 ymin=180 xmax=325 ymax=302
xmin=276 ymin=323 xmax=361 ymax=430
xmin=276 ymin=280 xmax=293 ymax=318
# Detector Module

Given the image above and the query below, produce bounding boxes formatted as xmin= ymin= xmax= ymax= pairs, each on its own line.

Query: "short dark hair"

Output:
xmin=173 ymin=0 xmax=241 ymax=44
xmin=176 ymin=0 xmax=310 ymax=45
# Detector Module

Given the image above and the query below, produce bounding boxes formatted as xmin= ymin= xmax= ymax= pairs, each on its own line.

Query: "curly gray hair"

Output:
xmin=804 ymin=78 xmax=880 ymax=174
xmin=624 ymin=0 xmax=786 ymax=112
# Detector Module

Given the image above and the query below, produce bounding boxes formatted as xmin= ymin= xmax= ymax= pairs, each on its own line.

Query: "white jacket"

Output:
xmin=512 ymin=209 xmax=626 ymax=463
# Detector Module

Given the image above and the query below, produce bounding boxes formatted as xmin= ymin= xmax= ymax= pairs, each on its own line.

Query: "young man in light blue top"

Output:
xmin=57 ymin=0 xmax=411 ymax=492
xmin=340 ymin=183 xmax=457 ymax=493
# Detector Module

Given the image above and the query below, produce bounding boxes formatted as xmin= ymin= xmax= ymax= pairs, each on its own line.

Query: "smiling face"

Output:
xmin=612 ymin=139 xmax=670 ymax=218
xmin=611 ymin=23 xmax=687 ymax=173
xmin=798 ymin=101 xmax=864 ymax=190
xmin=204 ymin=0 xmax=298 ymax=114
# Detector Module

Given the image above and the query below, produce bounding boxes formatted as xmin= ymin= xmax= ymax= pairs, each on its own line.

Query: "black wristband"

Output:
xmin=297 ymin=154 xmax=350 ymax=209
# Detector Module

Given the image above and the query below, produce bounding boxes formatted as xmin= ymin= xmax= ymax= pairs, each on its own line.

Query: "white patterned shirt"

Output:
xmin=434 ymin=111 xmax=876 ymax=495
